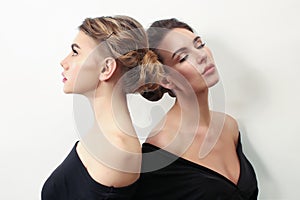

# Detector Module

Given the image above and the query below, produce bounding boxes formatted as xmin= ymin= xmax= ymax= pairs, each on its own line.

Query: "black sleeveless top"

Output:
xmin=133 ymin=134 xmax=258 ymax=200
xmin=41 ymin=142 xmax=138 ymax=200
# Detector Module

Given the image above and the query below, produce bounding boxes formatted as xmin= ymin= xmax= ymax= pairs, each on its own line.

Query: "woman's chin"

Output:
xmin=63 ymin=87 xmax=73 ymax=94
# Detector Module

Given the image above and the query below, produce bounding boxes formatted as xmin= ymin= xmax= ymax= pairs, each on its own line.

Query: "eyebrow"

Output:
xmin=193 ymin=36 xmax=201 ymax=45
xmin=172 ymin=47 xmax=187 ymax=59
xmin=71 ymin=43 xmax=80 ymax=49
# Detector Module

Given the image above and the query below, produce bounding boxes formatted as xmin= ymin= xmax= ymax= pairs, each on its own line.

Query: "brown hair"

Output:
xmin=79 ymin=15 xmax=164 ymax=94
xmin=141 ymin=18 xmax=194 ymax=101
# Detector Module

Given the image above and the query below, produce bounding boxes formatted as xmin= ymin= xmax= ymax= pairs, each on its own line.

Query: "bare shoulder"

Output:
xmin=145 ymin=129 xmax=168 ymax=148
xmin=224 ymin=113 xmax=240 ymax=145
xmin=211 ymin=111 xmax=239 ymax=145
xmin=224 ymin=113 xmax=238 ymax=130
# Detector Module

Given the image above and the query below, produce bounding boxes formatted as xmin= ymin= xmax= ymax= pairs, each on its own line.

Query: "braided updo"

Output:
xmin=78 ymin=15 xmax=164 ymax=94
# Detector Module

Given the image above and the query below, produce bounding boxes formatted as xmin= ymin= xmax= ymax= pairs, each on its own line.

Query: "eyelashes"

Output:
xmin=179 ymin=55 xmax=188 ymax=63
xmin=177 ymin=37 xmax=206 ymax=63
xmin=72 ymin=48 xmax=78 ymax=56
xmin=194 ymin=36 xmax=205 ymax=49
xmin=178 ymin=43 xmax=206 ymax=63
xmin=197 ymin=43 xmax=205 ymax=49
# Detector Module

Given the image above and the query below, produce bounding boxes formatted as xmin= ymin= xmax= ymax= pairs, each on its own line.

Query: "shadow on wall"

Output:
xmin=208 ymin=38 xmax=281 ymax=199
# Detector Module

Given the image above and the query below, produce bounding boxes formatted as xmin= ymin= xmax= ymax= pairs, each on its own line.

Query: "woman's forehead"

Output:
xmin=73 ymin=31 xmax=98 ymax=49
xmin=158 ymin=28 xmax=196 ymax=52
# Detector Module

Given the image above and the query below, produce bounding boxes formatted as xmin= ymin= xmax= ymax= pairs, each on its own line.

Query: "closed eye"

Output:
xmin=179 ymin=55 xmax=188 ymax=63
xmin=197 ymin=43 xmax=205 ymax=49
xmin=194 ymin=36 xmax=205 ymax=49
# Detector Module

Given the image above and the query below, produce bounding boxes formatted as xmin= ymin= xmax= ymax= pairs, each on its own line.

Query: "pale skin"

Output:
xmin=146 ymin=28 xmax=241 ymax=185
xmin=60 ymin=31 xmax=141 ymax=187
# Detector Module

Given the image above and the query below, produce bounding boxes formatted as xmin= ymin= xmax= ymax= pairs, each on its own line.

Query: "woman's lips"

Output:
xmin=62 ymin=77 xmax=67 ymax=83
xmin=62 ymin=72 xmax=68 ymax=83
xmin=202 ymin=64 xmax=215 ymax=75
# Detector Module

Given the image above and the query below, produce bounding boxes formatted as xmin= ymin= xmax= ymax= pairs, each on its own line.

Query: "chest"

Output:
xmin=181 ymin=137 xmax=240 ymax=185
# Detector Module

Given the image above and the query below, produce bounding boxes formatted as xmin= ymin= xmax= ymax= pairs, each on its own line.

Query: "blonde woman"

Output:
xmin=42 ymin=16 xmax=163 ymax=200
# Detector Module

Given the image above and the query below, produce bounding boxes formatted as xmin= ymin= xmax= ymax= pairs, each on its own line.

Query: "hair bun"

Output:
xmin=130 ymin=50 xmax=165 ymax=100
xmin=140 ymin=50 xmax=158 ymax=65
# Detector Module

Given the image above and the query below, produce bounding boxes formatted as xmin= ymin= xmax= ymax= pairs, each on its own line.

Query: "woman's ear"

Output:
xmin=99 ymin=57 xmax=117 ymax=81
xmin=160 ymin=76 xmax=175 ymax=90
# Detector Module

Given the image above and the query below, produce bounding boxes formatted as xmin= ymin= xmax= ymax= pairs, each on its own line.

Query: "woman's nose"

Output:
xmin=195 ymin=50 xmax=207 ymax=65
xmin=60 ymin=57 xmax=69 ymax=70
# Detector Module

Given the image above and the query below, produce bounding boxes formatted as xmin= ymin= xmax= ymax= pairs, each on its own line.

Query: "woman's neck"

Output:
xmin=79 ymin=82 xmax=141 ymax=173
xmin=172 ymin=88 xmax=211 ymax=128
xmin=87 ymin=82 xmax=136 ymax=138
xmin=162 ymin=88 xmax=226 ymax=158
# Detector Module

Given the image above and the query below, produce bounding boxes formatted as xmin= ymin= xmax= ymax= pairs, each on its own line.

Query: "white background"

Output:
xmin=0 ymin=0 xmax=299 ymax=199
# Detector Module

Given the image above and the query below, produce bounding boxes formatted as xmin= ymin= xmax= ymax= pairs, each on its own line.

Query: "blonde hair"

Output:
xmin=79 ymin=15 xmax=164 ymax=94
